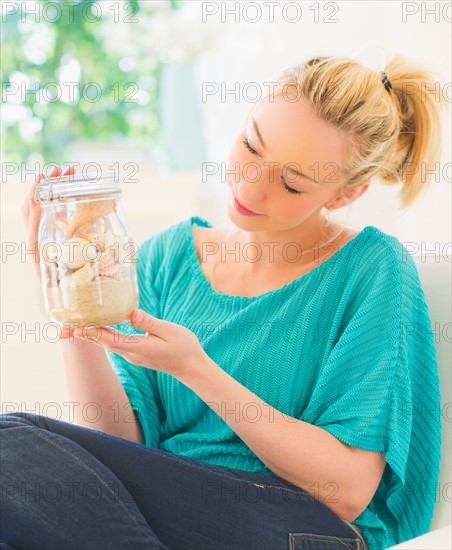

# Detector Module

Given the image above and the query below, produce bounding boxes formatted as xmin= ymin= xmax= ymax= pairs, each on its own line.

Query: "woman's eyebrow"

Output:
xmin=252 ymin=119 xmax=320 ymax=185
xmin=252 ymin=119 xmax=267 ymax=150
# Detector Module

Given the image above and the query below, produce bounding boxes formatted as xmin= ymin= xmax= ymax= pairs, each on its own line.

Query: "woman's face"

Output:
xmin=226 ymin=95 xmax=348 ymax=233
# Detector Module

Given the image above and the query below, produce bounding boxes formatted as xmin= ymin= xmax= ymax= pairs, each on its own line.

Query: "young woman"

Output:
xmin=1 ymin=53 xmax=445 ymax=550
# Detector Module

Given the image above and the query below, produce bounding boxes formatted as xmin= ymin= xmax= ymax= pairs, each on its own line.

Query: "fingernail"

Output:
xmin=133 ymin=310 xmax=144 ymax=324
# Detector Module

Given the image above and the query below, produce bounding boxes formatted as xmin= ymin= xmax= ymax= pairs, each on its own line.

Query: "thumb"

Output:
xmin=130 ymin=309 xmax=163 ymax=336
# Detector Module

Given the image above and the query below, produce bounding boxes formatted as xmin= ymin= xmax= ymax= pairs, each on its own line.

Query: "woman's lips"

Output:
xmin=232 ymin=192 xmax=264 ymax=216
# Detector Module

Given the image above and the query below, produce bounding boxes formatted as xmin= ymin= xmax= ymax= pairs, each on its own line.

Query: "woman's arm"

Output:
xmin=74 ymin=309 xmax=386 ymax=521
xmin=60 ymin=337 xmax=144 ymax=444
xmin=178 ymin=356 xmax=386 ymax=524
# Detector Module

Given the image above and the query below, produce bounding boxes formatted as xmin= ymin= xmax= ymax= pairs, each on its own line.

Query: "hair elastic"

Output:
xmin=381 ymin=71 xmax=392 ymax=92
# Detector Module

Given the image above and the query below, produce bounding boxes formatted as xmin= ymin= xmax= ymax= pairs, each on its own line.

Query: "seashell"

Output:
xmin=93 ymin=217 xmax=106 ymax=234
xmin=71 ymin=262 xmax=94 ymax=288
xmin=79 ymin=232 xmax=107 ymax=253
xmin=91 ymin=249 xmax=116 ymax=275
xmin=60 ymin=237 xmax=91 ymax=269
xmin=79 ymin=232 xmax=97 ymax=244
xmin=66 ymin=200 xmax=116 ymax=238
xmin=105 ymin=230 xmax=116 ymax=249
xmin=84 ymin=242 xmax=100 ymax=262
xmin=108 ymin=236 xmax=134 ymax=264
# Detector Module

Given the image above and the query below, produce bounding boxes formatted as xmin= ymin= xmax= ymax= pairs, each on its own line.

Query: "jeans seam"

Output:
xmin=289 ymin=533 xmax=360 ymax=550
xmin=149 ymin=449 xmax=312 ymax=496
xmin=6 ymin=419 xmax=158 ymax=548
xmin=250 ymin=482 xmax=308 ymax=495
xmin=137 ymin=445 xmax=306 ymax=494
xmin=342 ymin=522 xmax=368 ymax=550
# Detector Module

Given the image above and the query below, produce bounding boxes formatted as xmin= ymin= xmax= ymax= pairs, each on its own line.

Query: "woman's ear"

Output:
xmin=326 ymin=179 xmax=371 ymax=211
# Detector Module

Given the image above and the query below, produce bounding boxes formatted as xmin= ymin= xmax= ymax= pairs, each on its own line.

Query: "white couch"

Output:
xmin=1 ymin=176 xmax=450 ymax=547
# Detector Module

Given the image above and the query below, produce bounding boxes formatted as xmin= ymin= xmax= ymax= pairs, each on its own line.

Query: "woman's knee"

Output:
xmin=0 ymin=411 xmax=51 ymax=430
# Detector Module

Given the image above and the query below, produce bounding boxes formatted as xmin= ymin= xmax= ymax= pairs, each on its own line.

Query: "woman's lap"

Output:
xmin=0 ymin=412 xmax=367 ymax=550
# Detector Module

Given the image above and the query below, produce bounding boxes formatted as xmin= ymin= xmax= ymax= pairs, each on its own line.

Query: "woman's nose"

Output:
xmin=237 ymin=165 xmax=267 ymax=202
xmin=237 ymin=180 xmax=266 ymax=204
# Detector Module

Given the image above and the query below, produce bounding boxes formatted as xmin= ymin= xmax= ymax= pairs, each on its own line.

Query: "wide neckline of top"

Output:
xmin=185 ymin=215 xmax=379 ymax=303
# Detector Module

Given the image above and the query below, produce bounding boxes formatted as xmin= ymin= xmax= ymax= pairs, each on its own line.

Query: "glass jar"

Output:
xmin=35 ymin=171 xmax=139 ymax=328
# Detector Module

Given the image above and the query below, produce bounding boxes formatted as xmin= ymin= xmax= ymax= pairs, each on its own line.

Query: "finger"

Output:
xmin=24 ymin=165 xmax=61 ymax=247
xmin=29 ymin=164 xmax=73 ymax=211
xmin=63 ymin=165 xmax=75 ymax=177
xmin=34 ymin=165 xmax=61 ymax=194
xmin=48 ymin=165 xmax=62 ymax=178
xmin=27 ymin=165 xmax=75 ymax=216
xmin=25 ymin=198 xmax=43 ymax=265
xmin=21 ymin=172 xmax=43 ymax=225
xmin=73 ymin=327 xmax=127 ymax=349
xmin=130 ymin=309 xmax=173 ymax=341
xmin=21 ymin=165 xmax=59 ymax=223
xmin=21 ymin=198 xmax=42 ymax=280
xmin=79 ymin=328 xmax=150 ymax=361
xmin=35 ymin=165 xmax=61 ymax=196
xmin=59 ymin=326 xmax=75 ymax=340
xmin=21 ymin=164 xmax=76 ymax=280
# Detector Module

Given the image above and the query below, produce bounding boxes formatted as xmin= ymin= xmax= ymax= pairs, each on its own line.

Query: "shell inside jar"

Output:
xmin=66 ymin=197 xmax=117 ymax=239
xmin=43 ymin=214 xmax=135 ymax=327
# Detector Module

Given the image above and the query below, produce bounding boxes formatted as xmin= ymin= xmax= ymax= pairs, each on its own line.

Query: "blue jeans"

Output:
xmin=0 ymin=412 xmax=368 ymax=550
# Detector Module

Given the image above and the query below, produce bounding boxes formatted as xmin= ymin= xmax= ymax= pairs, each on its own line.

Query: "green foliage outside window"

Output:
xmin=1 ymin=0 xmax=179 ymax=166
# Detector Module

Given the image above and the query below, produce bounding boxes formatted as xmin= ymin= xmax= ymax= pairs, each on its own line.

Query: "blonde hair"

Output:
xmin=246 ymin=52 xmax=448 ymax=211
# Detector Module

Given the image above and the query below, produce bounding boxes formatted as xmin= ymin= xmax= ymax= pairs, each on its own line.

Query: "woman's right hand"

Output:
xmin=21 ymin=164 xmax=75 ymax=282
xmin=21 ymin=164 xmax=76 ymax=339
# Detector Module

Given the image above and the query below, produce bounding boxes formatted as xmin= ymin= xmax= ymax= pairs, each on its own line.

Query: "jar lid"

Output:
xmin=35 ymin=171 xmax=121 ymax=203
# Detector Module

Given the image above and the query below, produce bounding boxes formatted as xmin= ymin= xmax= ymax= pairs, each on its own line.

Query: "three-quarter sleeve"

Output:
xmin=302 ymin=253 xmax=404 ymax=453
xmin=301 ymin=243 xmax=442 ymax=540
xmin=106 ymin=235 xmax=165 ymax=447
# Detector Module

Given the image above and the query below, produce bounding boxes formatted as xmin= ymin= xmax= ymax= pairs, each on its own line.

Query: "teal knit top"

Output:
xmin=107 ymin=215 xmax=442 ymax=550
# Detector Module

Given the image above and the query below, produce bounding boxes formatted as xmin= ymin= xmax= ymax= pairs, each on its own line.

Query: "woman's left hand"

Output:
xmin=72 ymin=309 xmax=208 ymax=379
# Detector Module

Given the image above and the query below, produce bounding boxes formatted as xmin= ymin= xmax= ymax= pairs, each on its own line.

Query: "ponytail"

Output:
xmin=378 ymin=53 xmax=448 ymax=208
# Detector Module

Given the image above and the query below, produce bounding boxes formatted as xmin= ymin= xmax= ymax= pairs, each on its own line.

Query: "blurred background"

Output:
xmin=1 ymin=1 xmax=451 ymax=412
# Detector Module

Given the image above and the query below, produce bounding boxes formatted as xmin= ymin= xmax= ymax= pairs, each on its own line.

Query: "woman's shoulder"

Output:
xmin=350 ymin=224 xmax=419 ymax=274
xmin=379 ymin=228 xmax=423 ymax=285
xmin=348 ymin=225 xmax=428 ymax=315
xmin=137 ymin=216 xmax=198 ymax=256
xmin=135 ymin=216 xmax=219 ymax=274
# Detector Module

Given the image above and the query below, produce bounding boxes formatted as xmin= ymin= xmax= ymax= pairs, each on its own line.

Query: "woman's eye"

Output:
xmin=281 ymin=178 xmax=303 ymax=195
xmin=242 ymin=137 xmax=302 ymax=195
xmin=242 ymin=137 xmax=258 ymax=155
